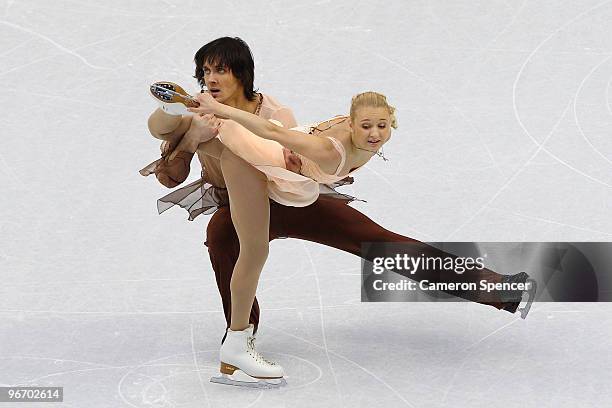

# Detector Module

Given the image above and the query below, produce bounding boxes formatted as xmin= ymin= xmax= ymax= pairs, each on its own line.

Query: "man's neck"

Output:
xmin=225 ymin=93 xmax=259 ymax=113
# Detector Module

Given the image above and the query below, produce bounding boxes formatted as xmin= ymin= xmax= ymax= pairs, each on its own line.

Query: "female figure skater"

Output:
xmin=143 ymin=37 xmax=536 ymax=389
xmin=186 ymin=90 xmax=397 ymax=384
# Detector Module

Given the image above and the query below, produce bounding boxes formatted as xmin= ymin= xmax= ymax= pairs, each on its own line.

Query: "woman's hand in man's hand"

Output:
xmin=168 ymin=113 xmax=220 ymax=161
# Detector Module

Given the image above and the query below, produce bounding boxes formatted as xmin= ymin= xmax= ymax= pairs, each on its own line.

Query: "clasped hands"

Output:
xmin=165 ymin=92 xmax=222 ymax=161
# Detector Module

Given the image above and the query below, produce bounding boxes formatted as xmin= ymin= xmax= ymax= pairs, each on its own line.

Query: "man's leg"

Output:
xmin=206 ymin=195 xmax=514 ymax=339
xmin=277 ymin=196 xmax=507 ymax=308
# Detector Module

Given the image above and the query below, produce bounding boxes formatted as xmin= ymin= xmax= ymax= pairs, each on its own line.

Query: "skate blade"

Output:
xmin=150 ymin=82 xmax=199 ymax=107
xmin=518 ymin=278 xmax=538 ymax=319
xmin=210 ymin=371 xmax=286 ymax=389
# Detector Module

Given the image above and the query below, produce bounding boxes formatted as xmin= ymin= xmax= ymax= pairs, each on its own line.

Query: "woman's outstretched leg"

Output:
xmin=220 ymin=148 xmax=270 ymax=331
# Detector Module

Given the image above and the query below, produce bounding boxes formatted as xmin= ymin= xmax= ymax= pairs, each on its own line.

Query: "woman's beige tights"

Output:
xmin=199 ymin=138 xmax=271 ymax=331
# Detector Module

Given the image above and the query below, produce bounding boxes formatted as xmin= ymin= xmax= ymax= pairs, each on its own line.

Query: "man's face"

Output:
xmin=202 ymin=60 xmax=243 ymax=105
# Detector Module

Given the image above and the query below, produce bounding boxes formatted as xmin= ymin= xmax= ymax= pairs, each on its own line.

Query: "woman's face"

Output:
xmin=202 ymin=60 xmax=243 ymax=104
xmin=350 ymin=106 xmax=392 ymax=151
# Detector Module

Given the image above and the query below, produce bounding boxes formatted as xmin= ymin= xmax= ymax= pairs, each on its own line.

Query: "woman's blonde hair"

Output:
xmin=349 ymin=91 xmax=397 ymax=129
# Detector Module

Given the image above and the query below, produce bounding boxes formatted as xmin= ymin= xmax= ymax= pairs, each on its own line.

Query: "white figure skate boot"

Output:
xmin=149 ymin=81 xmax=199 ymax=116
xmin=210 ymin=324 xmax=286 ymax=388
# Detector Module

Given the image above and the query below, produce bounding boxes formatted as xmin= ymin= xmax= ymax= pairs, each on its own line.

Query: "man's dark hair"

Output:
xmin=193 ymin=37 xmax=258 ymax=101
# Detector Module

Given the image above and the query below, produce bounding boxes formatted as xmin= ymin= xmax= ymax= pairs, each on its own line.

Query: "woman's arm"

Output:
xmin=189 ymin=93 xmax=339 ymax=169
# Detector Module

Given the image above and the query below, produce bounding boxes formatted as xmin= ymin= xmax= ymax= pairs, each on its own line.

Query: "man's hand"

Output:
xmin=160 ymin=140 xmax=174 ymax=156
xmin=168 ymin=113 xmax=220 ymax=161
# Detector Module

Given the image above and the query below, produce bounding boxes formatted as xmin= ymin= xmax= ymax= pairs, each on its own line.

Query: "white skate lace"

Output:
xmin=247 ymin=336 xmax=276 ymax=366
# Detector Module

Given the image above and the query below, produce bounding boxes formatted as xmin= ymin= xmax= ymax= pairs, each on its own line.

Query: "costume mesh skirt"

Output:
xmin=156 ymin=170 xmax=362 ymax=221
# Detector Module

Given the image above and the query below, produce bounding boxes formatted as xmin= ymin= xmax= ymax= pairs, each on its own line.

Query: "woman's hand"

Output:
xmin=168 ymin=113 xmax=220 ymax=161
xmin=187 ymin=92 xmax=223 ymax=116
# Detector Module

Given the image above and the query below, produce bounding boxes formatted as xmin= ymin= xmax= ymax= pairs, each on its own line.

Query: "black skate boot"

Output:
xmin=500 ymin=272 xmax=537 ymax=319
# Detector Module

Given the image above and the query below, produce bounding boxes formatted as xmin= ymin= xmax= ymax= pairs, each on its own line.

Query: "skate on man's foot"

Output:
xmin=150 ymin=81 xmax=199 ymax=116
xmin=210 ymin=324 xmax=286 ymax=388
xmin=500 ymin=272 xmax=538 ymax=319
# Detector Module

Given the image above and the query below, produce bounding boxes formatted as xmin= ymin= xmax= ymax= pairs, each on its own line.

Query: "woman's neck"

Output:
xmin=349 ymin=143 xmax=376 ymax=166
xmin=322 ymin=120 xmax=374 ymax=171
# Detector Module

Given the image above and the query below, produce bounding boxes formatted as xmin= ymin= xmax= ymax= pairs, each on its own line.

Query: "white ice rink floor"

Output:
xmin=1 ymin=0 xmax=612 ymax=407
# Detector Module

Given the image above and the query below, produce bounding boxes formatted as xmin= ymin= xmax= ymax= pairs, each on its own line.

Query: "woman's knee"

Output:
xmin=237 ymin=238 xmax=269 ymax=263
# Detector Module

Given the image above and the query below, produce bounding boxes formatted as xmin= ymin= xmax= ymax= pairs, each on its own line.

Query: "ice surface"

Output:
xmin=1 ymin=0 xmax=612 ymax=406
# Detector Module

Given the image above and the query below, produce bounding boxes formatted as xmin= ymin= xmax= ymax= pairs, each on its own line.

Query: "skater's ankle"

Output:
xmin=229 ymin=324 xmax=250 ymax=332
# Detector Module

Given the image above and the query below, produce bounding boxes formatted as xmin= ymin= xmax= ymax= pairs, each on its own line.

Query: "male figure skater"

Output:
xmin=144 ymin=37 xmax=536 ymax=374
